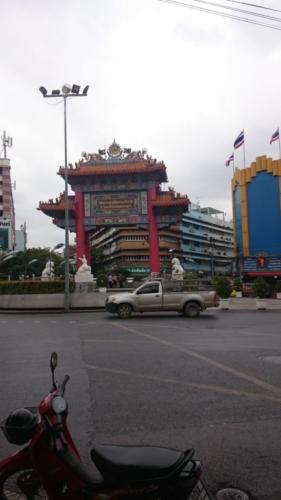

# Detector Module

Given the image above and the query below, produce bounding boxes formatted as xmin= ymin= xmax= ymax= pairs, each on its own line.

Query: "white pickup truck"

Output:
xmin=105 ymin=280 xmax=219 ymax=319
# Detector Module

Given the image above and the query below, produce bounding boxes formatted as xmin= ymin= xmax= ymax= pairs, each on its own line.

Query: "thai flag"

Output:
xmin=270 ymin=128 xmax=279 ymax=144
xmin=233 ymin=130 xmax=244 ymax=149
xmin=225 ymin=153 xmax=234 ymax=167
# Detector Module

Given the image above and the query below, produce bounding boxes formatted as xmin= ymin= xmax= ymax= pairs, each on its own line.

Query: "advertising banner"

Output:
xmin=243 ymin=256 xmax=281 ymax=273
xmin=0 ymin=228 xmax=9 ymax=250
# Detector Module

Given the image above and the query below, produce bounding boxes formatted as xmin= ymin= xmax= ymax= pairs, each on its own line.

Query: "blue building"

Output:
xmin=181 ymin=204 xmax=234 ymax=277
xmin=232 ymin=155 xmax=281 ymax=280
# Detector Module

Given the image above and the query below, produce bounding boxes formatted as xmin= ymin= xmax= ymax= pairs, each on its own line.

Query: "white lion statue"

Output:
xmin=77 ymin=255 xmax=91 ymax=274
xmin=41 ymin=260 xmax=55 ymax=280
xmin=171 ymin=257 xmax=184 ymax=281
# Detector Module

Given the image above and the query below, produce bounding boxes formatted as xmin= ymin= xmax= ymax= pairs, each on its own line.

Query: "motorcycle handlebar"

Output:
xmin=59 ymin=374 xmax=70 ymax=394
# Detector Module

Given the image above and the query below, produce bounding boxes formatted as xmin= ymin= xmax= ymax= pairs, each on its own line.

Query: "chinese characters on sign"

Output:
xmin=84 ymin=191 xmax=148 ymax=225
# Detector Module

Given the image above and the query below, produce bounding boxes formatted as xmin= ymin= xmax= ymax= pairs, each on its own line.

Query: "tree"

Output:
xmin=252 ymin=277 xmax=269 ymax=299
xmin=0 ymin=248 xmax=64 ymax=280
xmin=90 ymin=248 xmax=106 ymax=275
xmin=215 ymin=276 xmax=232 ymax=299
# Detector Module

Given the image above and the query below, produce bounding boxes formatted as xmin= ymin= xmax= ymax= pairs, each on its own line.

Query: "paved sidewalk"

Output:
xmin=220 ymin=298 xmax=281 ymax=310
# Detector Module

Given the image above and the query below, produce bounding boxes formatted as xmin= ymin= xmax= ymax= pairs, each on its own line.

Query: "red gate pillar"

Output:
xmin=147 ymin=186 xmax=160 ymax=274
xmin=75 ymin=191 xmax=90 ymax=267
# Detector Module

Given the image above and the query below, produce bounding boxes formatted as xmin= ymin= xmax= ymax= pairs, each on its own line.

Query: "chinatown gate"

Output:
xmin=38 ymin=142 xmax=190 ymax=274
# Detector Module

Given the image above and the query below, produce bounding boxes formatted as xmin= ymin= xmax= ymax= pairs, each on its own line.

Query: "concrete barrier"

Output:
xmin=0 ymin=292 xmax=108 ymax=310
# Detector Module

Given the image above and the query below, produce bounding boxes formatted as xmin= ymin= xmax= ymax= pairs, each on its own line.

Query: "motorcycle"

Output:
xmin=0 ymin=352 xmax=211 ymax=499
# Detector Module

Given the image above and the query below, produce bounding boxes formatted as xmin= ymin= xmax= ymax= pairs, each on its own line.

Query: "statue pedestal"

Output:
xmin=75 ymin=272 xmax=94 ymax=283
xmin=75 ymin=272 xmax=95 ymax=293
xmin=172 ymin=274 xmax=184 ymax=281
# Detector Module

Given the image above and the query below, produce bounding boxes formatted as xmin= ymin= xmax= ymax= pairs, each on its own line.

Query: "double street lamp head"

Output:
xmin=39 ymin=83 xmax=90 ymax=98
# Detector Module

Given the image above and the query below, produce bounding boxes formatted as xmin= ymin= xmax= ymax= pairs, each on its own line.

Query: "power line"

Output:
xmin=157 ymin=0 xmax=281 ymax=31
xmin=191 ymin=0 xmax=281 ymax=22
xmin=225 ymin=0 xmax=281 ymax=14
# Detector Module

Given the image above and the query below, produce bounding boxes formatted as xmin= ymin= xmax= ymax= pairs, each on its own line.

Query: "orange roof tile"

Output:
xmin=58 ymin=162 xmax=167 ymax=179
xmin=38 ymin=196 xmax=75 ymax=212
xmin=152 ymin=198 xmax=190 ymax=208
xmin=153 ymin=190 xmax=190 ymax=208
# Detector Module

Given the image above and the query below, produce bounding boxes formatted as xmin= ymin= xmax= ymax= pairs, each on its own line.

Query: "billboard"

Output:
xmin=84 ymin=191 xmax=148 ymax=226
xmin=0 ymin=228 xmax=9 ymax=250
xmin=243 ymin=256 xmax=281 ymax=273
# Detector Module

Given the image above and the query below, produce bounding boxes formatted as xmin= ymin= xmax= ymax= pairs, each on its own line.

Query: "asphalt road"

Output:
xmin=0 ymin=310 xmax=281 ymax=499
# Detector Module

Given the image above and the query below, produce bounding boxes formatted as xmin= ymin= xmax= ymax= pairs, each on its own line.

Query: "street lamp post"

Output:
xmin=39 ymin=84 xmax=89 ymax=311
xmin=49 ymin=242 xmax=64 ymax=263
xmin=0 ymin=251 xmax=19 ymax=281
xmin=24 ymin=259 xmax=38 ymax=279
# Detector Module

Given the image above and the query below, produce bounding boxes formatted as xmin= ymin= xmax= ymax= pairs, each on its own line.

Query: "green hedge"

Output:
xmin=0 ymin=281 xmax=75 ymax=295
xmin=215 ymin=276 xmax=232 ymax=298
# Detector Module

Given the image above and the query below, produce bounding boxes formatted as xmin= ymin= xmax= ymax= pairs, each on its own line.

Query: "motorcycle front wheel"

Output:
xmin=0 ymin=468 xmax=48 ymax=499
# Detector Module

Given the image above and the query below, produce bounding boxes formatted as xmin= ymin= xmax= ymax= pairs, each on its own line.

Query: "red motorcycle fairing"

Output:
xmin=39 ymin=392 xmax=80 ymax=459
xmin=29 ymin=426 xmax=96 ymax=499
xmin=0 ymin=446 xmax=32 ymax=475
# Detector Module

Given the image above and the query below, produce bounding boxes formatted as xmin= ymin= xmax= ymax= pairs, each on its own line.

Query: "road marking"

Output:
xmin=129 ymin=322 xmax=281 ymax=338
xmin=83 ymin=339 xmax=158 ymax=343
xmin=110 ymin=322 xmax=281 ymax=396
xmin=86 ymin=364 xmax=281 ymax=404
xmin=128 ymin=322 xmax=194 ymax=330
xmin=68 ymin=321 xmax=77 ymax=324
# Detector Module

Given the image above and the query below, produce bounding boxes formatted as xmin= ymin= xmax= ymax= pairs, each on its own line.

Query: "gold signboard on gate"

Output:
xmin=84 ymin=191 xmax=147 ymax=224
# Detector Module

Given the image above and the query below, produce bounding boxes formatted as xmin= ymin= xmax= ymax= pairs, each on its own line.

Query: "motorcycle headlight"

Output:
xmin=52 ymin=396 xmax=67 ymax=414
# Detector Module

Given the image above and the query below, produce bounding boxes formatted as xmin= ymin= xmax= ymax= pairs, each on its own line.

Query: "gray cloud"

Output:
xmin=1 ymin=0 xmax=281 ymax=247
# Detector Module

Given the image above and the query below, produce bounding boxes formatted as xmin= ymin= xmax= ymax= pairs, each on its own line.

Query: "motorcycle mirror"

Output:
xmin=50 ymin=352 xmax=58 ymax=389
xmin=50 ymin=352 xmax=58 ymax=371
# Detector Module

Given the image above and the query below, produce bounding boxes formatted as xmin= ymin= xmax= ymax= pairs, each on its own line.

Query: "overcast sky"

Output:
xmin=1 ymin=0 xmax=281 ymax=248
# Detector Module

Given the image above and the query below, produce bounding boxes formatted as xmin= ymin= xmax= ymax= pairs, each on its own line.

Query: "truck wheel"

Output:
xmin=117 ymin=303 xmax=132 ymax=319
xmin=183 ymin=302 xmax=201 ymax=318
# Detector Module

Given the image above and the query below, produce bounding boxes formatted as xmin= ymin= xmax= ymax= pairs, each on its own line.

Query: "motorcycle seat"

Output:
xmin=91 ymin=444 xmax=194 ymax=482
